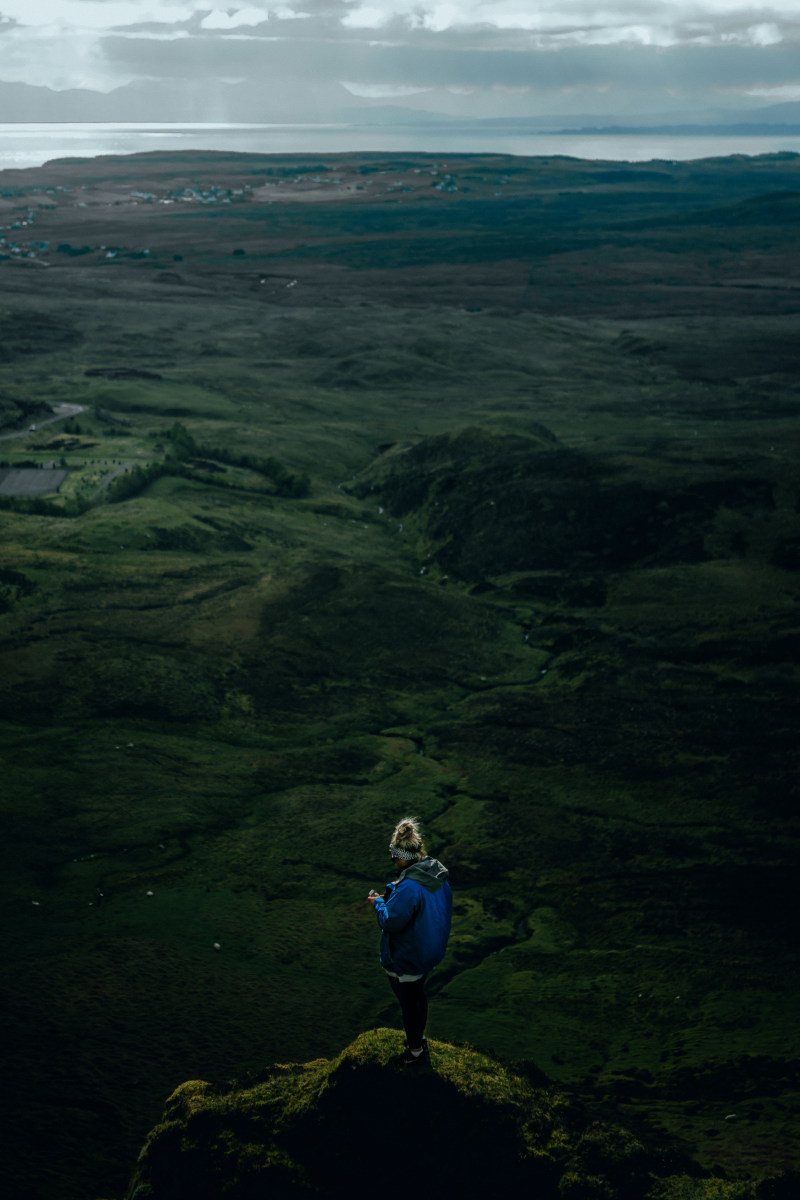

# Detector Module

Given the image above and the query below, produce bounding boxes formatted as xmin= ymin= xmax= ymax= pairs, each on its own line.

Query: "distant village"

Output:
xmin=0 ymin=180 xmax=252 ymax=266
xmin=0 ymin=162 xmax=511 ymax=267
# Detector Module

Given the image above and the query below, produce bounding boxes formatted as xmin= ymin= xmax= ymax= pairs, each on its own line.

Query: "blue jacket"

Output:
xmin=374 ymin=856 xmax=452 ymax=978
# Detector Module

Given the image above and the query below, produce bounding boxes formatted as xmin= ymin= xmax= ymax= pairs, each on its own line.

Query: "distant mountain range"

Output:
xmin=0 ymin=78 xmax=362 ymax=125
xmin=1 ymin=78 xmax=800 ymax=132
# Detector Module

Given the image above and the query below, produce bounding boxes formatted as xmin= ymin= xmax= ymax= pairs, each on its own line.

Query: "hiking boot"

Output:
xmin=390 ymin=1047 xmax=431 ymax=1067
xmin=403 ymin=1037 xmax=428 ymax=1053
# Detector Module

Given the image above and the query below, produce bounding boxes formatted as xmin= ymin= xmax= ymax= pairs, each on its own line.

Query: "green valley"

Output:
xmin=0 ymin=149 xmax=798 ymax=1199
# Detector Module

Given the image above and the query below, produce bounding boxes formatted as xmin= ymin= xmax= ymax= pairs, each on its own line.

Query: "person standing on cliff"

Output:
xmin=367 ymin=816 xmax=452 ymax=1066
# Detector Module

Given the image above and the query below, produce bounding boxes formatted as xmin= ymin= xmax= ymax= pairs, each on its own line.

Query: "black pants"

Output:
xmin=388 ymin=975 xmax=428 ymax=1048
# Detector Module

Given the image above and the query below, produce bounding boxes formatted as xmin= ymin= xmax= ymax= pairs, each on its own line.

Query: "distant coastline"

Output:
xmin=1 ymin=121 xmax=800 ymax=171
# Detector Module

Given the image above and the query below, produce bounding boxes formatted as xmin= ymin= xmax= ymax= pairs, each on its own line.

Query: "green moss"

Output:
xmin=126 ymin=1031 xmax=583 ymax=1199
xmin=127 ymin=1031 xmax=789 ymax=1200
xmin=647 ymin=1179 xmax=758 ymax=1199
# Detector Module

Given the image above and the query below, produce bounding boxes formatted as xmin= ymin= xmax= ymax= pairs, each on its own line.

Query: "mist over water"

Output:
xmin=1 ymin=122 xmax=800 ymax=169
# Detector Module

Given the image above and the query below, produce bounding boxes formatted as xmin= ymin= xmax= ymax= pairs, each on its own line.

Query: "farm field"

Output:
xmin=0 ymin=149 xmax=799 ymax=1199
xmin=0 ymin=466 xmax=68 ymax=495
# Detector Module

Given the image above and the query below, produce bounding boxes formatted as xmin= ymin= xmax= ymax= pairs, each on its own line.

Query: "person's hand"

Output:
xmin=367 ymin=889 xmax=380 ymax=906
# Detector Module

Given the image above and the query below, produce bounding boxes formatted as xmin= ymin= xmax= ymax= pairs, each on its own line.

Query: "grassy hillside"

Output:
xmin=0 ymin=150 xmax=798 ymax=1200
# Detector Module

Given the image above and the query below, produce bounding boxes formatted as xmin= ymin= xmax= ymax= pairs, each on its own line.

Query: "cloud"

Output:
xmin=200 ymin=9 xmax=271 ymax=30
xmin=337 ymin=0 xmax=800 ymax=40
xmin=341 ymin=79 xmax=430 ymax=95
xmin=99 ymin=28 xmax=800 ymax=90
xmin=0 ymin=2 xmax=198 ymax=27
xmin=6 ymin=0 xmax=800 ymax=43
xmin=1 ymin=1 xmax=799 ymax=114
xmin=744 ymin=82 xmax=800 ymax=98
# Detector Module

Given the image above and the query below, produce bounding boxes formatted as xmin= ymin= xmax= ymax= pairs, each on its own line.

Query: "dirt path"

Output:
xmin=0 ymin=402 xmax=87 ymax=442
xmin=93 ymin=461 xmax=133 ymax=497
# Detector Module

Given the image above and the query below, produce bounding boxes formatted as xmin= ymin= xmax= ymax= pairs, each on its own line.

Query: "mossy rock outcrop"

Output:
xmin=125 ymin=1029 xmax=783 ymax=1200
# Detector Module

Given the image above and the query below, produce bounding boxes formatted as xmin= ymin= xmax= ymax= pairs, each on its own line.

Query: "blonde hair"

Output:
xmin=390 ymin=816 xmax=426 ymax=863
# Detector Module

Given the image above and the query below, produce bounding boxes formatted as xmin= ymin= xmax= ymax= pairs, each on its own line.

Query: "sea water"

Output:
xmin=1 ymin=122 xmax=800 ymax=170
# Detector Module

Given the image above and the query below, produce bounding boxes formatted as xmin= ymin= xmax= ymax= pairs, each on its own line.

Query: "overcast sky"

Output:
xmin=1 ymin=1 xmax=799 ymax=118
